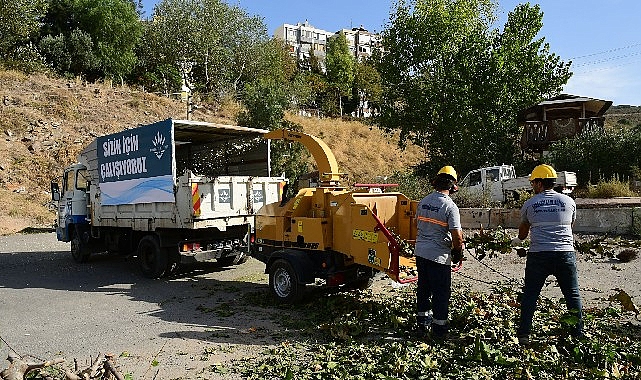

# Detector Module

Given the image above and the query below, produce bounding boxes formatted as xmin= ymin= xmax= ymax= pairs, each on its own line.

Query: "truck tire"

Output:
xmin=138 ymin=235 xmax=168 ymax=279
xmin=269 ymin=259 xmax=305 ymax=304
xmin=71 ymin=231 xmax=90 ymax=264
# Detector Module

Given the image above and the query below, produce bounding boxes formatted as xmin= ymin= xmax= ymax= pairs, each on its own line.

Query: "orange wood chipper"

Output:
xmin=252 ymin=129 xmax=419 ymax=303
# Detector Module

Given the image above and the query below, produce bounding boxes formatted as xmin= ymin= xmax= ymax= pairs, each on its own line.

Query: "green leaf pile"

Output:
xmin=232 ymin=286 xmax=641 ymax=379
xmin=464 ymin=226 xmax=525 ymax=261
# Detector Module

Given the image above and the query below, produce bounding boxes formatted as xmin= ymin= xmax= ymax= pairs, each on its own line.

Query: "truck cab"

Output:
xmin=51 ymin=163 xmax=90 ymax=243
xmin=459 ymin=165 xmax=517 ymax=202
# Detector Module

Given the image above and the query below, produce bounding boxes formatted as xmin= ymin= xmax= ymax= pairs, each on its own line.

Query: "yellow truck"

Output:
xmin=252 ymin=129 xmax=418 ymax=303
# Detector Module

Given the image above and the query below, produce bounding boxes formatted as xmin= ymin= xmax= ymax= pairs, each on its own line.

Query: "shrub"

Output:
xmin=389 ymin=170 xmax=431 ymax=201
xmin=548 ymin=127 xmax=641 ymax=186
xmin=503 ymin=188 xmax=534 ymax=209
xmin=586 ymin=179 xmax=637 ymax=198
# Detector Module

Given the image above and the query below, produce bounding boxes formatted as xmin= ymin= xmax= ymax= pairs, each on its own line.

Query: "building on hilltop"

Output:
xmin=274 ymin=20 xmax=334 ymax=63
xmin=274 ymin=21 xmax=381 ymax=65
xmin=336 ymin=26 xmax=382 ymax=62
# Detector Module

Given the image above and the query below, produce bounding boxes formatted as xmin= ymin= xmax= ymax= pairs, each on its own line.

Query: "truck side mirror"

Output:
xmin=51 ymin=181 xmax=60 ymax=201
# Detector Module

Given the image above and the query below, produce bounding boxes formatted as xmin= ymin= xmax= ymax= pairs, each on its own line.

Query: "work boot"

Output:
xmin=431 ymin=324 xmax=449 ymax=341
xmin=414 ymin=322 xmax=431 ymax=339
xmin=517 ymin=334 xmax=530 ymax=346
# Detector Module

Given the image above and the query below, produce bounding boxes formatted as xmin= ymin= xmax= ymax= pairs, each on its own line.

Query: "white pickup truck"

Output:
xmin=459 ymin=164 xmax=577 ymax=203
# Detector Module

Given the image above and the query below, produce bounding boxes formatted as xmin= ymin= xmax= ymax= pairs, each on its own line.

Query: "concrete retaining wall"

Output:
xmin=460 ymin=207 xmax=641 ymax=235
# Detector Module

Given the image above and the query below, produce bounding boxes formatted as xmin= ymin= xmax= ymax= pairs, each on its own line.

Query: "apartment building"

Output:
xmin=337 ymin=26 xmax=382 ymax=61
xmin=274 ymin=21 xmax=381 ymax=63
xmin=273 ymin=20 xmax=334 ymax=62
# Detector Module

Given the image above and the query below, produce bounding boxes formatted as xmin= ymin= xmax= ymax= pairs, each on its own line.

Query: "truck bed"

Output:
xmin=92 ymin=173 xmax=284 ymax=231
xmin=78 ymin=119 xmax=285 ymax=232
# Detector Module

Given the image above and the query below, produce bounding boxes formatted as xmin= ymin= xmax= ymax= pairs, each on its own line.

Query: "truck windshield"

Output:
xmin=486 ymin=169 xmax=500 ymax=182
xmin=466 ymin=171 xmax=481 ymax=186
xmin=64 ymin=170 xmax=74 ymax=193
xmin=76 ymin=169 xmax=89 ymax=190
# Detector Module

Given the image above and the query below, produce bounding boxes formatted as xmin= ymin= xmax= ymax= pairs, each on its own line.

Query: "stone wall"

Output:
xmin=460 ymin=207 xmax=641 ymax=235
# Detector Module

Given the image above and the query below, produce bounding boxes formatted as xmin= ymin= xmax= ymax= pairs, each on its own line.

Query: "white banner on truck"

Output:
xmin=100 ymin=174 xmax=174 ymax=205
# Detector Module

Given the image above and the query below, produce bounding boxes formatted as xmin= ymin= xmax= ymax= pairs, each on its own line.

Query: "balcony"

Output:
xmin=520 ymin=117 xmax=605 ymax=153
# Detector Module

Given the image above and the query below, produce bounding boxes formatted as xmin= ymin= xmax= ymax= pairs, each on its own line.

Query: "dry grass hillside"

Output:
xmin=0 ymin=70 xmax=424 ymax=235
xmin=286 ymin=113 xmax=424 ymax=184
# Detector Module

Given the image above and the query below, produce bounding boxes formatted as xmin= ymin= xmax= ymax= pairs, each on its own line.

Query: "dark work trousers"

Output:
xmin=518 ymin=251 xmax=584 ymax=337
xmin=416 ymin=256 xmax=451 ymax=334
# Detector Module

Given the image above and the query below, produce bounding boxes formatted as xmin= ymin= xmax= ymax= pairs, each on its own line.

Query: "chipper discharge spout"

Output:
xmin=253 ymin=129 xmax=418 ymax=303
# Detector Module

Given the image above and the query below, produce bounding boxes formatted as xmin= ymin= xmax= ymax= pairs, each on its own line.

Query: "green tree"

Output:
xmin=326 ymin=31 xmax=355 ymax=116
xmin=75 ymin=0 xmax=142 ymax=80
xmin=39 ymin=0 xmax=142 ymax=80
xmin=299 ymin=71 xmax=330 ymax=115
xmin=351 ymin=60 xmax=382 ymax=117
xmin=237 ymin=77 xmax=309 ymax=199
xmin=39 ymin=28 xmax=99 ymax=76
xmin=237 ymin=78 xmax=289 ymax=129
xmin=308 ymin=49 xmax=324 ymax=75
xmin=131 ymin=17 xmax=182 ymax=93
xmin=0 ymin=0 xmax=48 ymax=70
xmin=139 ymin=0 xmax=268 ymax=98
xmin=375 ymin=0 xmax=571 ymax=176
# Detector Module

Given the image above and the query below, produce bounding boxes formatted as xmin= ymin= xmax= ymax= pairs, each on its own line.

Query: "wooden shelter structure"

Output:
xmin=518 ymin=94 xmax=612 ymax=155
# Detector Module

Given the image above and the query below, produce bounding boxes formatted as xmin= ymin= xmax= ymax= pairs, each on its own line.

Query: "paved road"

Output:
xmin=0 ymin=232 xmax=281 ymax=379
xmin=1 ymin=232 xmax=638 ymax=378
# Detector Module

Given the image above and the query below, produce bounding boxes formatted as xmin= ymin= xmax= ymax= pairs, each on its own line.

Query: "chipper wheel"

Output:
xmin=268 ymin=259 xmax=305 ymax=303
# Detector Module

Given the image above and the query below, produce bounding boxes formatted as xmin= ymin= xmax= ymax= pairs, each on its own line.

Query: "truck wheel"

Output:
xmin=269 ymin=259 xmax=304 ymax=303
xmin=138 ymin=235 xmax=168 ymax=279
xmin=71 ymin=230 xmax=90 ymax=263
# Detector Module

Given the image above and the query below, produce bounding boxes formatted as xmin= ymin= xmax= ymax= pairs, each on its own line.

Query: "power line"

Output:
xmin=569 ymin=42 xmax=641 ymax=60
xmin=572 ymin=51 xmax=641 ymax=68
xmin=571 ymin=57 xmax=641 ymax=75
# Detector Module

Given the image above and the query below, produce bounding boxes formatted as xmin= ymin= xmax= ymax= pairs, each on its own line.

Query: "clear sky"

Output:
xmin=141 ymin=1 xmax=641 ymax=106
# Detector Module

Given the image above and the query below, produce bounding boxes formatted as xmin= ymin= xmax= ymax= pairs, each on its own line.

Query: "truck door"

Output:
xmin=460 ymin=169 xmax=483 ymax=195
xmin=57 ymin=165 xmax=90 ymax=241
xmin=484 ymin=168 xmax=503 ymax=202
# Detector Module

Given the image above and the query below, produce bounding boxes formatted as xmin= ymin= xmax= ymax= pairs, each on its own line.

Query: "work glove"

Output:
xmin=510 ymin=237 xmax=523 ymax=247
xmin=451 ymin=247 xmax=463 ymax=264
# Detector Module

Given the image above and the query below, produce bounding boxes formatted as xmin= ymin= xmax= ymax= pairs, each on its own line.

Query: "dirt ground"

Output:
xmin=453 ymin=231 xmax=641 ymax=311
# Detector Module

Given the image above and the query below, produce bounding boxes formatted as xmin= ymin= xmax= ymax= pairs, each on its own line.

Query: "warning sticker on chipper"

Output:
xmin=353 ymin=229 xmax=378 ymax=243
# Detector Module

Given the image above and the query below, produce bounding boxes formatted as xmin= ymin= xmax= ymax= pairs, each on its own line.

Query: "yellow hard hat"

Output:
xmin=437 ymin=165 xmax=457 ymax=181
xmin=529 ymin=164 xmax=557 ymax=180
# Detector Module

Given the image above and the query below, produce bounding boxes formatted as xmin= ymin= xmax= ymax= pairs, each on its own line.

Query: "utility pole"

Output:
xmin=179 ymin=60 xmax=194 ymax=120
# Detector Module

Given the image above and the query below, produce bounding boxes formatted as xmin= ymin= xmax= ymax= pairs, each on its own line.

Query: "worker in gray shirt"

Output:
xmin=511 ymin=164 xmax=583 ymax=345
xmin=415 ymin=165 xmax=464 ymax=339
